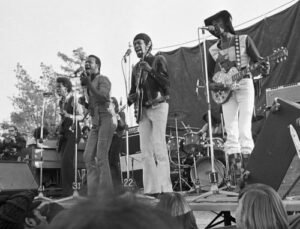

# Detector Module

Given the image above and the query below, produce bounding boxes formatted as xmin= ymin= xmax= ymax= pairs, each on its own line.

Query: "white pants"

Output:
xmin=222 ymin=79 xmax=254 ymax=155
xmin=139 ymin=102 xmax=173 ymax=194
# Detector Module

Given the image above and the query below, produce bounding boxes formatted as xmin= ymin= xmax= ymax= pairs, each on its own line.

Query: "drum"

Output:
xmin=190 ymin=157 xmax=225 ymax=191
xmin=183 ymin=132 xmax=201 ymax=152
xmin=204 ymin=137 xmax=224 ymax=151
xmin=168 ymin=137 xmax=186 ymax=160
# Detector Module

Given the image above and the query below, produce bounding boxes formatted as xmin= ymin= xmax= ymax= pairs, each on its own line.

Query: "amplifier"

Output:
xmin=31 ymin=139 xmax=85 ymax=169
xmin=266 ymin=82 xmax=300 ymax=107
xmin=121 ymin=126 xmax=140 ymax=155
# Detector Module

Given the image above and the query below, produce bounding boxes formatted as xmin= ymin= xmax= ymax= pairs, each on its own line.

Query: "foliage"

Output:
xmin=10 ymin=48 xmax=87 ymax=135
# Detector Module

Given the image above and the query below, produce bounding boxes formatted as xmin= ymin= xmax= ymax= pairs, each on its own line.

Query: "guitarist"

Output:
xmin=128 ymin=33 xmax=173 ymax=197
xmin=56 ymin=77 xmax=83 ymax=196
xmin=204 ymin=10 xmax=270 ymax=186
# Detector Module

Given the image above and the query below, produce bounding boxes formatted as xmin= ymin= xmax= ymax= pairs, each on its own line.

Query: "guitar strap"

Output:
xmin=234 ymin=35 xmax=241 ymax=70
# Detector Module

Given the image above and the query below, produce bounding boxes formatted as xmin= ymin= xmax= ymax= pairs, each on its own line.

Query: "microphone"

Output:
xmin=123 ymin=49 xmax=132 ymax=63
xmin=199 ymin=25 xmax=216 ymax=31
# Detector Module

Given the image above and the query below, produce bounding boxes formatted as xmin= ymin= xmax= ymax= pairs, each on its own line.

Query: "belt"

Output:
xmin=144 ymin=100 xmax=166 ymax=108
xmin=243 ymin=75 xmax=252 ymax=79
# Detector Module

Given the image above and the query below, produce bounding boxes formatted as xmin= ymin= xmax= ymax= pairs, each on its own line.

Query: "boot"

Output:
xmin=241 ymin=153 xmax=250 ymax=170
xmin=228 ymin=153 xmax=243 ymax=187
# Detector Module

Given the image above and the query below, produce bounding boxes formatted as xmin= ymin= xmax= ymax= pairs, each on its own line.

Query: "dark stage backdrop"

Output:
xmin=160 ymin=2 xmax=300 ymax=129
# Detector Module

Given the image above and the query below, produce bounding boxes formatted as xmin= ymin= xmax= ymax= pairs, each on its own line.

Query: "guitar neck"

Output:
xmin=232 ymin=48 xmax=288 ymax=81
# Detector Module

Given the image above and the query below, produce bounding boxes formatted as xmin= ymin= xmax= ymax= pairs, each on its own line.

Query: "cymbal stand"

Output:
xmin=192 ymin=28 xmax=237 ymax=201
xmin=173 ymin=117 xmax=193 ymax=191
xmin=192 ymin=150 xmax=201 ymax=193
xmin=35 ymin=93 xmax=52 ymax=201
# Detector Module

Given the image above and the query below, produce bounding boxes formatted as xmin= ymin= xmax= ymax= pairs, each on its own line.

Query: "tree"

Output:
xmin=10 ymin=63 xmax=56 ymax=135
xmin=10 ymin=47 xmax=87 ymax=135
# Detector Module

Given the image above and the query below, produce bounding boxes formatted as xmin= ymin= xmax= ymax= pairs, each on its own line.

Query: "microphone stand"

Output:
xmin=192 ymin=28 xmax=237 ymax=201
xmin=35 ymin=93 xmax=52 ymax=201
xmin=121 ymin=43 xmax=135 ymax=190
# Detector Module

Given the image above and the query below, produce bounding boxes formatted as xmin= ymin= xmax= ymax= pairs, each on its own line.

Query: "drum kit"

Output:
xmin=167 ymin=110 xmax=226 ymax=192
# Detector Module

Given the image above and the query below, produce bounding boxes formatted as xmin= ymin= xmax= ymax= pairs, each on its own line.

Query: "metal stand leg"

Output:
xmin=35 ymin=94 xmax=52 ymax=201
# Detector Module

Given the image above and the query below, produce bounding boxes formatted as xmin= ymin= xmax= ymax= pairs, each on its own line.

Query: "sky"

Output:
xmin=0 ymin=0 xmax=297 ymax=124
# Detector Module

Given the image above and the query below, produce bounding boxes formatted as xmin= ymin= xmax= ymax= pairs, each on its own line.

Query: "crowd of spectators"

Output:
xmin=1 ymin=183 xmax=300 ymax=229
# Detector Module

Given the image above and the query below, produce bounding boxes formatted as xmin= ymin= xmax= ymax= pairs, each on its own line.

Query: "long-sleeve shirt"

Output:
xmin=86 ymin=74 xmax=111 ymax=116
xmin=128 ymin=53 xmax=170 ymax=107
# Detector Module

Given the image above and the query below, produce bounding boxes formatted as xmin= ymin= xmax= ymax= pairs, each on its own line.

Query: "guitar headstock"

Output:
xmin=269 ymin=47 xmax=288 ymax=63
xmin=142 ymin=41 xmax=152 ymax=61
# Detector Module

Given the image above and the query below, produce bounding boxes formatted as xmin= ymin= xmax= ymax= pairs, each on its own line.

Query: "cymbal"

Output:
xmin=168 ymin=110 xmax=187 ymax=121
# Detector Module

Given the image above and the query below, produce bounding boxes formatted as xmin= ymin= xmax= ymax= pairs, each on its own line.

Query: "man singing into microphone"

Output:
xmin=204 ymin=11 xmax=270 ymax=186
xmin=81 ymin=55 xmax=117 ymax=196
xmin=128 ymin=33 xmax=172 ymax=197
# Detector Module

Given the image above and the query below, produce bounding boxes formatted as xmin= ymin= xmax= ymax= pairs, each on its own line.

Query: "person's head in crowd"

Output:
xmin=157 ymin=192 xmax=198 ymax=229
xmin=38 ymin=202 xmax=64 ymax=224
xmin=236 ymin=183 xmax=289 ymax=229
xmin=56 ymin=77 xmax=73 ymax=97
xmin=47 ymin=194 xmax=182 ymax=229
xmin=0 ymin=191 xmax=47 ymax=229
xmin=7 ymin=125 xmax=18 ymax=137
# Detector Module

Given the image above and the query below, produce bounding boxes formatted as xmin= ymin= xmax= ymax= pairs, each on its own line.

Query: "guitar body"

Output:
xmin=210 ymin=47 xmax=288 ymax=104
xmin=211 ymin=67 xmax=239 ymax=104
xmin=134 ymin=89 xmax=143 ymax=123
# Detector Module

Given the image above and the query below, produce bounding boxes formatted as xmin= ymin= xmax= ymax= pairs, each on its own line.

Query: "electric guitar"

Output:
xmin=134 ymin=41 xmax=152 ymax=123
xmin=210 ymin=47 xmax=288 ymax=104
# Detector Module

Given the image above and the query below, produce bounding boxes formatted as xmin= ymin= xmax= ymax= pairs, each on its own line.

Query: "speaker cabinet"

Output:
xmin=246 ymin=98 xmax=300 ymax=197
xmin=0 ymin=162 xmax=38 ymax=194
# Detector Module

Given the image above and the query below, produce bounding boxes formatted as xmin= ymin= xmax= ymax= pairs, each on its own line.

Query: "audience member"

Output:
xmin=156 ymin=192 xmax=198 ymax=229
xmin=38 ymin=202 xmax=65 ymax=224
xmin=47 ymin=193 xmax=182 ymax=229
xmin=0 ymin=125 xmax=26 ymax=161
xmin=0 ymin=191 xmax=47 ymax=229
xmin=235 ymin=183 xmax=289 ymax=229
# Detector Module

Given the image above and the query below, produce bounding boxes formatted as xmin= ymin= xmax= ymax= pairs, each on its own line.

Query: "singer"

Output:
xmin=127 ymin=33 xmax=172 ymax=197
xmin=81 ymin=55 xmax=117 ymax=196
xmin=56 ymin=77 xmax=83 ymax=196
xmin=204 ymin=10 xmax=270 ymax=186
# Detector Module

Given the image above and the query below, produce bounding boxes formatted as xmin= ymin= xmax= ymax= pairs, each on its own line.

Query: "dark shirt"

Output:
xmin=128 ymin=53 xmax=170 ymax=107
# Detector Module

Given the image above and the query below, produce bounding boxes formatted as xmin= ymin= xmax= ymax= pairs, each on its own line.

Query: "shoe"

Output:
xmin=144 ymin=193 xmax=160 ymax=198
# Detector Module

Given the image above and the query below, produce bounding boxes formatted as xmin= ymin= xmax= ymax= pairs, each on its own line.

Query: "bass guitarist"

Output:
xmin=128 ymin=33 xmax=172 ymax=197
xmin=204 ymin=10 xmax=270 ymax=186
